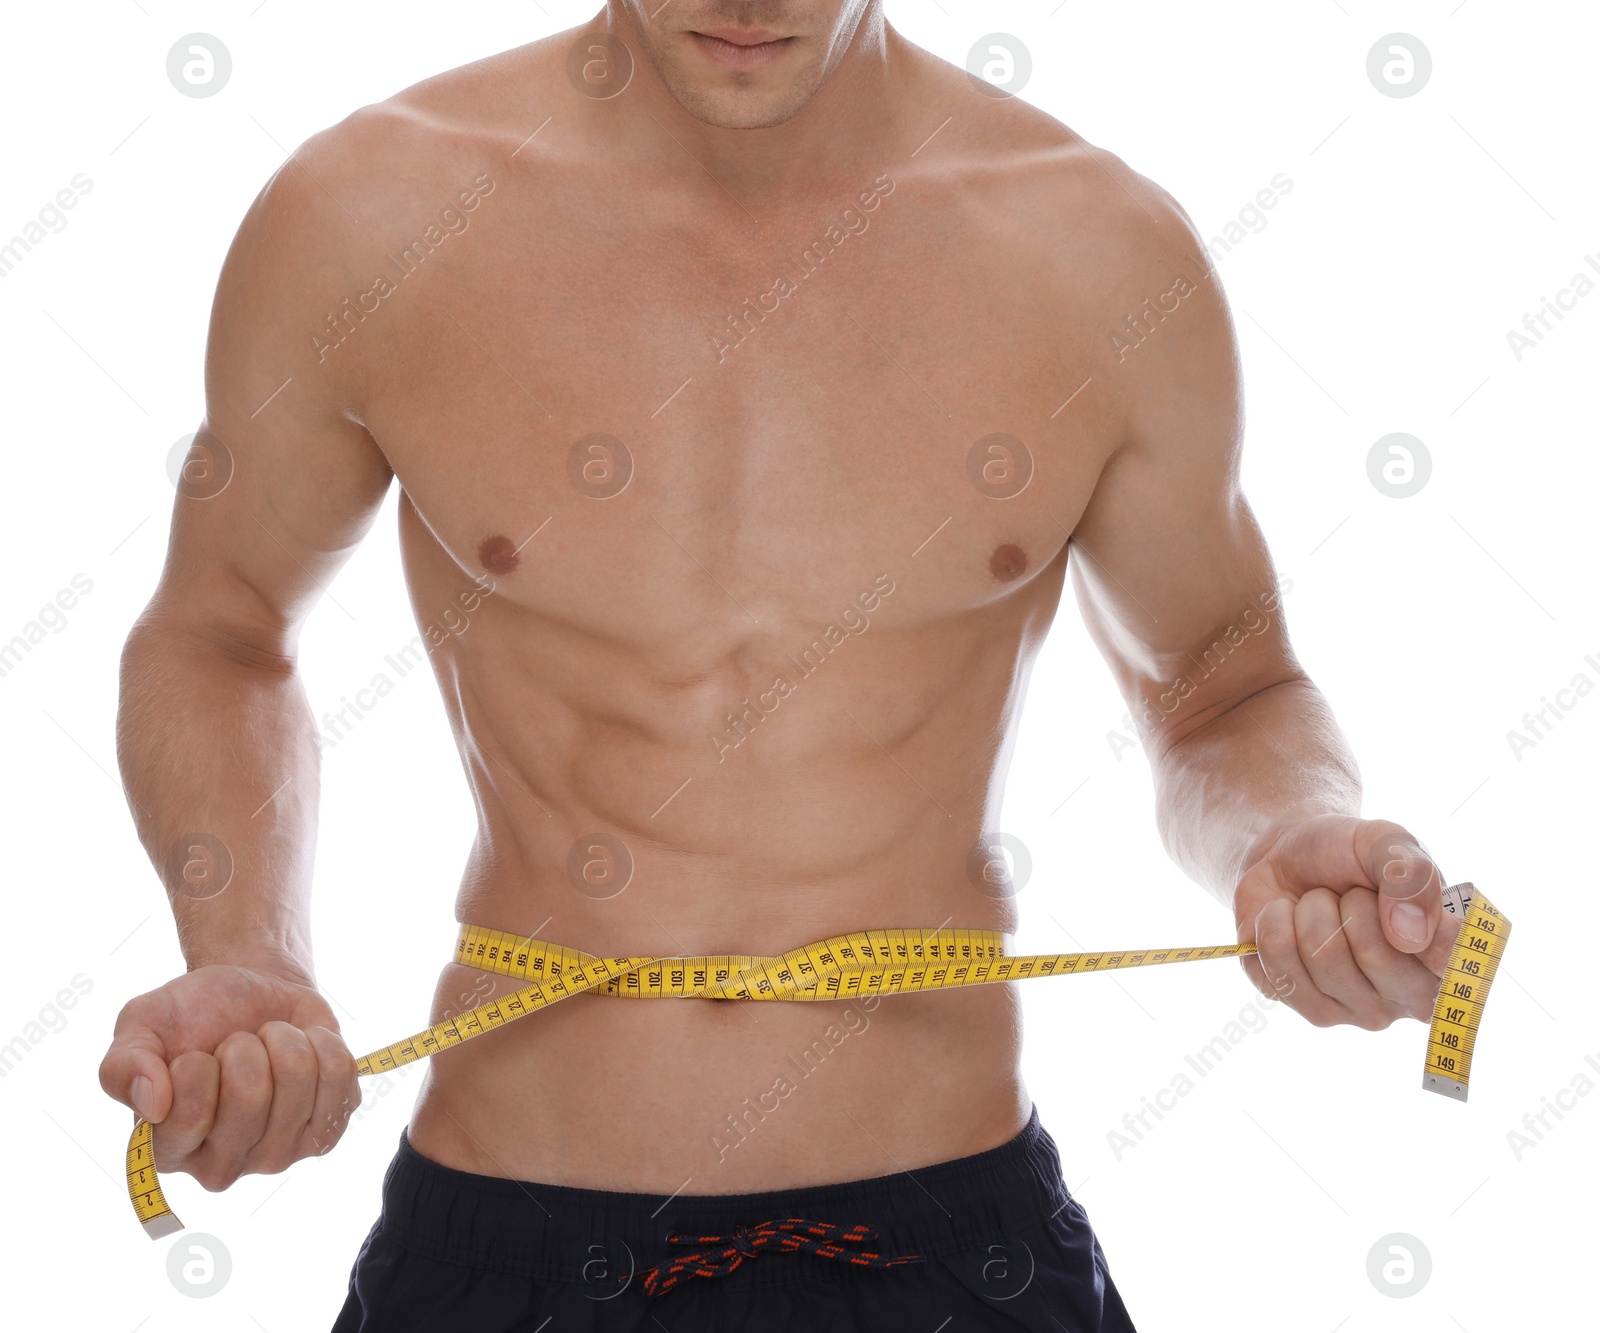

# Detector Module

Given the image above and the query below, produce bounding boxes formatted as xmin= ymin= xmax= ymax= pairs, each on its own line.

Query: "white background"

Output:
xmin=1 ymin=1 xmax=1594 ymax=1329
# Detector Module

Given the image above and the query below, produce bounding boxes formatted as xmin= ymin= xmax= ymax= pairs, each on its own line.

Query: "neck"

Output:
xmin=596 ymin=1 xmax=910 ymax=199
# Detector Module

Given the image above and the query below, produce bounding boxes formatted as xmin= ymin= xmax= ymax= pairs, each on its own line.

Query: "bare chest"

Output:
xmin=355 ymin=166 xmax=1114 ymax=643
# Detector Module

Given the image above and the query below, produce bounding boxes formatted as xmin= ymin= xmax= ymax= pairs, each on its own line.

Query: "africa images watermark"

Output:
xmin=709 ymin=996 xmax=881 ymax=1163
xmin=1504 ymin=649 xmax=1600 ymax=762
xmin=315 ymin=571 xmax=497 ymax=751
xmin=1504 ymin=1050 xmax=1600 ymax=1162
xmin=1107 ymin=261 xmax=1208 ymax=363
xmin=1203 ymin=172 xmax=1295 ymax=264
xmin=312 ymin=172 xmax=498 ymax=364
xmin=1118 ymin=586 xmax=1283 ymax=741
xmin=0 ymin=974 xmax=94 ymax=1078
xmin=313 ymin=631 xmax=430 ymax=752
xmin=1103 ymin=576 xmax=1295 ymax=761
xmin=1106 ymin=976 xmax=1294 ymax=1161
xmin=306 ymin=968 xmax=497 ymax=1154
xmin=709 ymin=172 xmax=896 ymax=363
xmin=0 ymin=573 xmax=94 ymax=681
xmin=1504 ymin=251 xmax=1600 ymax=361
xmin=0 ymin=173 xmax=94 ymax=279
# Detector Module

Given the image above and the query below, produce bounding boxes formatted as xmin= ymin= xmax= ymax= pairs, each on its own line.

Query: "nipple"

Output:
xmin=989 ymin=543 xmax=1027 ymax=582
xmin=479 ymin=535 xmax=520 ymax=574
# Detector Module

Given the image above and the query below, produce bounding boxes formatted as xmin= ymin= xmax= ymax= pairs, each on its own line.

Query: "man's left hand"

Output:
xmin=1234 ymin=815 xmax=1462 ymax=1030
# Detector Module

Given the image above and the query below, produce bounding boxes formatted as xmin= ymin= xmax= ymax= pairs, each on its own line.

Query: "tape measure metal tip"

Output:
xmin=141 ymin=1214 xmax=184 ymax=1240
xmin=1422 ymin=1074 xmax=1469 ymax=1102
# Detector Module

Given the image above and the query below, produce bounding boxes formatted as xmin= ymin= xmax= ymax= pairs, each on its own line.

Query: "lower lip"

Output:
xmin=690 ymin=32 xmax=796 ymax=70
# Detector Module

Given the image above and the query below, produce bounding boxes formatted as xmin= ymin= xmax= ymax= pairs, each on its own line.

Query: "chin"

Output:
xmin=669 ymin=84 xmax=813 ymax=130
xmin=649 ymin=45 xmax=824 ymax=130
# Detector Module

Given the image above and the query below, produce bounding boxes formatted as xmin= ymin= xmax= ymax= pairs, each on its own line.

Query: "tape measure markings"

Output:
xmin=1423 ymin=887 xmax=1510 ymax=1101
xmin=126 ymin=882 xmax=1505 ymax=1238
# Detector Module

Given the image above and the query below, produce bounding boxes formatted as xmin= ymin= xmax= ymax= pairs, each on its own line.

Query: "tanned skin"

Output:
xmin=100 ymin=1 xmax=1458 ymax=1198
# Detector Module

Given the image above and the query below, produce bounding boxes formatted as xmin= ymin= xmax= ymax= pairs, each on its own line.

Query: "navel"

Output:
xmin=478 ymin=534 xmax=520 ymax=574
xmin=989 ymin=543 xmax=1028 ymax=582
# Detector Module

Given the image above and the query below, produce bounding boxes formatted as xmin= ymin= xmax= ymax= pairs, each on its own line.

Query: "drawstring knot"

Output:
xmin=632 ymin=1217 xmax=924 ymax=1298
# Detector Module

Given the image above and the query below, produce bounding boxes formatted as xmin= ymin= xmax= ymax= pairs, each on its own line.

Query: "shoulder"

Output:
xmin=208 ymin=35 xmax=575 ymax=407
xmin=916 ymin=87 xmax=1241 ymax=460
xmin=936 ymin=89 xmax=1212 ymax=305
xmin=924 ymin=89 xmax=1236 ymax=432
xmin=259 ymin=36 xmax=568 ymax=229
xmin=903 ymin=75 xmax=1229 ymax=358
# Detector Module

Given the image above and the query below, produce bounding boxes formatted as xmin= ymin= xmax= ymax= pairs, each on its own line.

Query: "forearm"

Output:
xmin=1149 ymin=676 xmax=1361 ymax=907
xmin=116 ymin=615 xmax=321 ymax=982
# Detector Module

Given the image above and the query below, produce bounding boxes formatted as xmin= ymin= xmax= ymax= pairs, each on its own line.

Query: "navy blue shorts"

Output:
xmin=331 ymin=1105 xmax=1138 ymax=1331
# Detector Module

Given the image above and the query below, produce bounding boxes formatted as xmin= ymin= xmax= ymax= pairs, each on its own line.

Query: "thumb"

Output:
xmin=98 ymin=1023 xmax=173 ymax=1125
xmin=1364 ymin=827 xmax=1446 ymax=958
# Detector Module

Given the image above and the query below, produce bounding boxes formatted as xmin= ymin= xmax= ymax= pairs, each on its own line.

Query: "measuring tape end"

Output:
xmin=141 ymin=1213 xmax=184 ymax=1241
xmin=1422 ymin=1073 xmax=1469 ymax=1103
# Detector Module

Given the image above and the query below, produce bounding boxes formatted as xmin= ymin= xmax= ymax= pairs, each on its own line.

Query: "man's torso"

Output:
xmin=294 ymin=29 xmax=1177 ymax=1191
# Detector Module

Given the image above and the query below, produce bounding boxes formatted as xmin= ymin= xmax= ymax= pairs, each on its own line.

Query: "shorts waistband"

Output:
xmin=371 ymin=1105 xmax=1071 ymax=1290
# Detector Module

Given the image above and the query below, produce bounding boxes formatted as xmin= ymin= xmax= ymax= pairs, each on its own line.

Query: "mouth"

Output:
xmin=689 ymin=28 xmax=798 ymax=71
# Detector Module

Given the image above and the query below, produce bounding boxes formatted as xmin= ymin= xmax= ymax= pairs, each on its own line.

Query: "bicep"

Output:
xmin=148 ymin=138 xmax=394 ymax=657
xmin=1068 ymin=200 xmax=1299 ymax=752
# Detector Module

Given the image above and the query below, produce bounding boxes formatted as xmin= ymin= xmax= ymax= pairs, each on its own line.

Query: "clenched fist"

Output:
xmin=98 ymin=964 xmax=360 ymax=1191
xmin=1235 ymin=815 xmax=1462 ymax=1030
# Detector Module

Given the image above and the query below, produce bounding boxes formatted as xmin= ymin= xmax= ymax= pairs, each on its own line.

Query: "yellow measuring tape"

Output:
xmin=126 ymin=881 xmax=1508 ymax=1238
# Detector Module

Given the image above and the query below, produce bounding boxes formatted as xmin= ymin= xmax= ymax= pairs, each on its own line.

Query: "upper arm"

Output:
xmin=142 ymin=118 xmax=396 ymax=661
xmin=1066 ymin=167 xmax=1302 ymax=756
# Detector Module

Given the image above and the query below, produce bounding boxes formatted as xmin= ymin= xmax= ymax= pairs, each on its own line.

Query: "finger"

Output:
xmin=99 ymin=1033 xmax=173 ymax=1125
xmin=189 ymin=1030 xmax=273 ymax=1190
xmin=1252 ymin=897 xmax=1351 ymax=1028
xmin=241 ymin=1022 xmax=320 ymax=1176
xmin=1338 ymin=887 xmax=1445 ymax=1022
xmin=1237 ymin=890 xmax=1296 ymax=1001
xmin=99 ymin=1000 xmax=175 ymax=1124
xmin=298 ymin=1026 xmax=361 ymax=1159
xmin=1356 ymin=822 xmax=1447 ymax=957
xmin=1294 ymin=887 xmax=1389 ymax=1029
xmin=152 ymin=1048 xmax=219 ymax=1163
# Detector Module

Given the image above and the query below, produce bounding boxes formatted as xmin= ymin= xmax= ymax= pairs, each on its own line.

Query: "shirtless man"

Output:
xmin=99 ymin=4 xmax=1461 ymax=1328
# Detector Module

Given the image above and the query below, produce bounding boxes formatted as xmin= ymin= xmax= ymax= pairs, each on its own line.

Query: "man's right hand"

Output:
xmin=98 ymin=965 xmax=360 ymax=1191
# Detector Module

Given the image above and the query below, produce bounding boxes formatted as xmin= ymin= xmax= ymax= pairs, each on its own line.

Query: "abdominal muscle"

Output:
xmin=397 ymin=537 xmax=1056 ymax=1192
xmin=400 ymin=688 xmax=1036 ymax=1193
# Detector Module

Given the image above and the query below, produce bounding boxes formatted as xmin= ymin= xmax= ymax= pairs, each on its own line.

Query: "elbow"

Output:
xmin=123 ymin=601 xmax=299 ymax=676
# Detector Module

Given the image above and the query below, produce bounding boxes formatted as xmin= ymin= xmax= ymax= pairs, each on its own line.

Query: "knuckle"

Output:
xmin=306 ymin=1114 xmax=347 ymax=1157
xmin=116 ymin=993 xmax=162 ymax=1028
xmin=194 ymin=1162 xmax=234 ymax=1193
xmin=273 ymin=1039 xmax=318 ymax=1084
xmin=227 ymin=1057 xmax=273 ymax=1103
xmin=307 ymin=1024 xmax=358 ymax=1083
xmin=214 ymin=1029 xmax=260 ymax=1062
xmin=1258 ymin=919 xmax=1294 ymax=956
xmin=326 ymin=1049 xmax=359 ymax=1089
xmin=1368 ymin=817 xmax=1411 ymax=844
xmin=245 ymin=1148 xmax=293 ymax=1177
xmin=164 ymin=1089 xmax=216 ymax=1137
xmin=1377 ymin=836 xmax=1434 ymax=888
xmin=1342 ymin=913 xmax=1383 ymax=956
xmin=216 ymin=1035 xmax=270 ymax=1092
xmin=335 ymin=1046 xmax=359 ymax=1082
xmin=1302 ymin=1004 xmax=1337 ymax=1029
